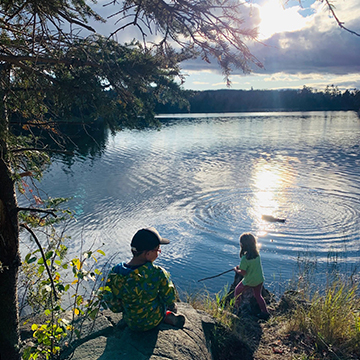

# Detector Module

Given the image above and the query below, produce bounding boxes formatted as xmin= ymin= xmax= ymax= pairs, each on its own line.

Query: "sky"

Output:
xmin=93 ymin=0 xmax=360 ymax=92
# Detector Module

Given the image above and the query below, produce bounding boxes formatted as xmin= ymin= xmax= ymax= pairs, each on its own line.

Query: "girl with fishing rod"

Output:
xmin=233 ymin=232 xmax=270 ymax=320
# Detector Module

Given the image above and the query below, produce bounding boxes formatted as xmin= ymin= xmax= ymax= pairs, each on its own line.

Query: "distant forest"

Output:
xmin=155 ymin=86 xmax=360 ymax=114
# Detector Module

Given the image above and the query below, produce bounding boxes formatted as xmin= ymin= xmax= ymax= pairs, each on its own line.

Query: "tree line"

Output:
xmin=155 ymin=86 xmax=360 ymax=114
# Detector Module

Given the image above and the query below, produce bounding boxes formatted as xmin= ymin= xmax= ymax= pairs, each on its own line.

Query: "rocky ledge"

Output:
xmin=59 ymin=303 xmax=220 ymax=360
xmin=21 ymin=290 xmax=316 ymax=360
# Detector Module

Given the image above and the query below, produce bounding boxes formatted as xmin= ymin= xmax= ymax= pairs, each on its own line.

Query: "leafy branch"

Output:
xmin=17 ymin=208 xmax=58 ymax=217
xmin=20 ymin=223 xmax=59 ymax=301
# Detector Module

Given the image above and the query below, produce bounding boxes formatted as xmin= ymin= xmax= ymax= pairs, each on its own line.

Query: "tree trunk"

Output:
xmin=0 ymin=166 xmax=21 ymax=360
xmin=0 ymin=64 xmax=21 ymax=360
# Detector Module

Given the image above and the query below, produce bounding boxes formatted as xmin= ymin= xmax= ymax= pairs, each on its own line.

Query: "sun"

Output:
xmin=257 ymin=0 xmax=310 ymax=40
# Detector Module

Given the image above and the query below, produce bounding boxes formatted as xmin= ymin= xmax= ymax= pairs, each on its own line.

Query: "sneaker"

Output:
xmin=165 ymin=312 xmax=186 ymax=328
xmin=257 ymin=312 xmax=270 ymax=320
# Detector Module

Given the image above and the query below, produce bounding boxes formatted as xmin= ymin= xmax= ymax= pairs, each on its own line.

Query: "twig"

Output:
xmin=198 ymin=268 xmax=234 ymax=282
xmin=10 ymin=147 xmax=73 ymax=155
xmin=323 ymin=0 xmax=360 ymax=37
xmin=20 ymin=223 xmax=59 ymax=301
xmin=16 ymin=207 xmax=58 ymax=218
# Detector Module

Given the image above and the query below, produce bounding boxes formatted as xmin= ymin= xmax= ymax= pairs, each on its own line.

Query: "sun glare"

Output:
xmin=258 ymin=0 xmax=310 ymax=40
xmin=249 ymin=157 xmax=295 ymax=228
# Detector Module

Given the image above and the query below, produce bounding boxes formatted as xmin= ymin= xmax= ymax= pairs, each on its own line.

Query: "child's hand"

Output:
xmin=234 ymin=266 xmax=246 ymax=276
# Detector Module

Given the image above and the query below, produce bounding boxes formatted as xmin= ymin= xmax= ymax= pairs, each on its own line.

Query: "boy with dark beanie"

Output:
xmin=102 ymin=227 xmax=185 ymax=331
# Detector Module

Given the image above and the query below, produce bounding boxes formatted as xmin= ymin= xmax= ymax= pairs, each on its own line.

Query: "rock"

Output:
xmin=276 ymin=290 xmax=311 ymax=314
xmin=223 ymin=272 xmax=276 ymax=316
xmin=61 ymin=303 xmax=216 ymax=360
xmin=261 ymin=215 xmax=286 ymax=223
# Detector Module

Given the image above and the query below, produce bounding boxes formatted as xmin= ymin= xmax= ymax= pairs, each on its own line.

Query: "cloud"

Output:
xmin=181 ymin=0 xmax=360 ymax=86
xmin=255 ymin=0 xmax=360 ymax=75
xmin=251 ymin=26 xmax=360 ymax=75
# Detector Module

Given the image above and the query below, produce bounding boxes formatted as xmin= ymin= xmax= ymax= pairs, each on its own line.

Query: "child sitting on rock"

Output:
xmin=102 ymin=227 xmax=185 ymax=331
xmin=233 ymin=232 xmax=270 ymax=320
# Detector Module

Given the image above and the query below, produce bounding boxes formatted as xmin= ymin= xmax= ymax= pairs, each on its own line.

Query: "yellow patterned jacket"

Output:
xmin=102 ymin=261 xmax=176 ymax=331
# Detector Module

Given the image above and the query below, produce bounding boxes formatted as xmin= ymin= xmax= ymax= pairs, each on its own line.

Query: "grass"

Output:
xmin=285 ymin=281 xmax=360 ymax=359
xmin=185 ymin=285 xmax=237 ymax=330
xmin=185 ymin=277 xmax=360 ymax=360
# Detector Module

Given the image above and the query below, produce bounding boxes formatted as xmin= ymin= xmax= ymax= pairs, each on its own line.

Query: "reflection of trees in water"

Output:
xmin=11 ymin=119 xmax=110 ymax=166
xmin=56 ymin=120 xmax=109 ymax=157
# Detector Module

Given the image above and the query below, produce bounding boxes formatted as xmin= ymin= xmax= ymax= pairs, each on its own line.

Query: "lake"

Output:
xmin=25 ymin=111 xmax=360 ymax=297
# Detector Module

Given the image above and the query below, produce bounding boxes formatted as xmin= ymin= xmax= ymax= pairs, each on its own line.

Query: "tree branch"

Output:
xmin=324 ymin=0 xmax=360 ymax=36
xmin=10 ymin=148 xmax=73 ymax=155
xmin=17 ymin=208 xmax=58 ymax=217
xmin=57 ymin=10 xmax=96 ymax=32
xmin=20 ymin=224 xmax=59 ymax=301
xmin=0 ymin=54 xmax=100 ymax=68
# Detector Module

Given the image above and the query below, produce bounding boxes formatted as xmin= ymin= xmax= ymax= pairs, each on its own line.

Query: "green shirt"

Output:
xmin=239 ymin=255 xmax=265 ymax=286
xmin=102 ymin=261 xmax=176 ymax=331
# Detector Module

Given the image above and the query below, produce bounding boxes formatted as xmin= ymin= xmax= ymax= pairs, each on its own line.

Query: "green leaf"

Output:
xmin=45 ymin=251 xmax=53 ymax=260
xmin=55 ymin=327 xmax=64 ymax=334
xmin=88 ymin=308 xmax=99 ymax=320
xmin=97 ymin=249 xmax=105 ymax=256
xmin=22 ymin=347 xmax=32 ymax=360
xmin=76 ymin=295 xmax=83 ymax=306
xmin=27 ymin=257 xmax=37 ymax=264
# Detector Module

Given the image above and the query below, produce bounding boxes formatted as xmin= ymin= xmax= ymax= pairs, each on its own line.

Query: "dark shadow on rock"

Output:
xmin=97 ymin=325 xmax=160 ymax=360
xmin=202 ymin=320 xmax=254 ymax=360
xmin=61 ymin=303 xmax=214 ymax=360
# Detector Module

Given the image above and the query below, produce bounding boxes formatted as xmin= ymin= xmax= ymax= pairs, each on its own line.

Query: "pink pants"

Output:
xmin=234 ymin=281 xmax=268 ymax=313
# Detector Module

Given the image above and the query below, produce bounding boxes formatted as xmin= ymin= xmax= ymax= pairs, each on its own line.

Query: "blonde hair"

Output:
xmin=239 ymin=233 xmax=259 ymax=260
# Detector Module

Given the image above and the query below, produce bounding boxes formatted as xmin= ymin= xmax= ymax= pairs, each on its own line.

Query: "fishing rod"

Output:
xmin=197 ymin=268 xmax=234 ymax=282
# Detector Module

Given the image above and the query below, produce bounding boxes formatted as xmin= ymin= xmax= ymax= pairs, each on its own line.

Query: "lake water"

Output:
xmin=27 ymin=111 xmax=360 ymax=297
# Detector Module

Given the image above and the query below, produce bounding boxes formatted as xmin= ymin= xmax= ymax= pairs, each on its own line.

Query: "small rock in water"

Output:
xmin=261 ymin=215 xmax=286 ymax=223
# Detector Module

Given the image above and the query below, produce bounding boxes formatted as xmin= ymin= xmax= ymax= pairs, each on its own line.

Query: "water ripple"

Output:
xmin=26 ymin=111 xmax=360 ymax=294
